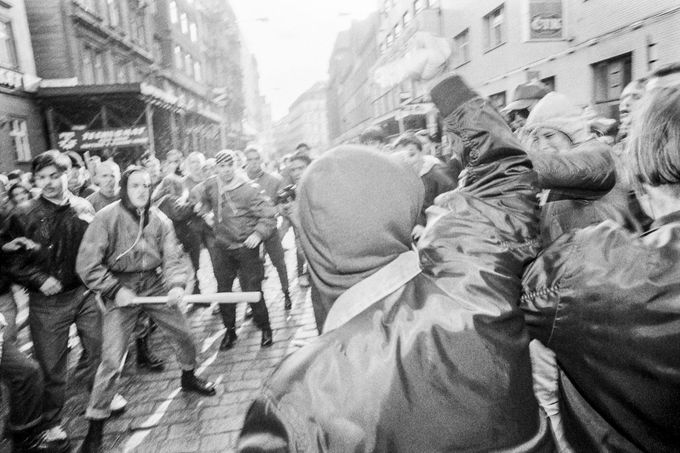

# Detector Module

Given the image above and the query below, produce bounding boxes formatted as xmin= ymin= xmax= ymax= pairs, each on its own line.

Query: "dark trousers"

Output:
xmin=210 ymin=243 xmax=270 ymax=331
xmin=28 ymin=286 xmax=102 ymax=426
xmin=263 ymin=227 xmax=289 ymax=293
xmin=293 ymin=226 xmax=307 ymax=277
xmin=0 ymin=291 xmax=43 ymax=433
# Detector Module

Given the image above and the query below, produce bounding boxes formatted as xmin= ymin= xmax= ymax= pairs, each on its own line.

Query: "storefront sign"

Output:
xmin=528 ymin=0 xmax=563 ymax=40
xmin=58 ymin=127 xmax=149 ymax=151
xmin=0 ymin=67 xmax=24 ymax=90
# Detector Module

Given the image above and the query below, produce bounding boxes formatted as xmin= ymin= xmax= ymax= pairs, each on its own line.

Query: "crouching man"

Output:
xmin=76 ymin=166 xmax=215 ymax=453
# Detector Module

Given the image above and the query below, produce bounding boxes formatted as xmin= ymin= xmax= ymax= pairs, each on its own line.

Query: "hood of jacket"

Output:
xmin=297 ymin=146 xmax=424 ymax=317
xmin=524 ymin=92 xmax=593 ymax=146
xmin=120 ymin=166 xmax=151 ymax=226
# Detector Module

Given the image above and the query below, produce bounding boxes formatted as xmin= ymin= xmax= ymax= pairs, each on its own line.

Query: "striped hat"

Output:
xmin=215 ymin=150 xmax=234 ymax=165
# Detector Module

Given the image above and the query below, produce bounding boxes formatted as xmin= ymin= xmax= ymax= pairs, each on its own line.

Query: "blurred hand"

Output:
xmin=2 ymin=237 xmax=40 ymax=252
xmin=244 ymin=232 xmax=262 ymax=249
xmin=114 ymin=286 xmax=136 ymax=307
xmin=166 ymin=286 xmax=185 ymax=309
xmin=39 ymin=277 xmax=63 ymax=296
xmin=411 ymin=225 xmax=425 ymax=242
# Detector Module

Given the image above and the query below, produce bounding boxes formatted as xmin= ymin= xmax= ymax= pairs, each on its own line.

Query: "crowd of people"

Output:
xmin=1 ymin=63 xmax=680 ymax=453
xmin=0 ymin=138 xmax=315 ymax=451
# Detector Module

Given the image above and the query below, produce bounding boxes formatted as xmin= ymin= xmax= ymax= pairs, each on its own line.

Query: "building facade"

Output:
xmin=445 ymin=0 xmax=680 ymax=119
xmin=327 ymin=0 xmax=680 ymax=143
xmin=273 ymin=81 xmax=330 ymax=156
xmin=24 ymin=0 xmax=243 ymax=166
xmin=327 ymin=12 xmax=380 ymax=145
xmin=0 ymin=0 xmax=46 ymax=172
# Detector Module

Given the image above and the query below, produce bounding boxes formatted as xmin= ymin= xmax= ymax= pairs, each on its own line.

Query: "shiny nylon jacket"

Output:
xmin=521 ymin=215 xmax=680 ymax=452
xmin=238 ymin=76 xmax=554 ymax=453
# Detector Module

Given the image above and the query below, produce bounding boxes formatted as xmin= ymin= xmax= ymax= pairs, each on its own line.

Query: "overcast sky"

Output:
xmin=230 ymin=0 xmax=377 ymax=121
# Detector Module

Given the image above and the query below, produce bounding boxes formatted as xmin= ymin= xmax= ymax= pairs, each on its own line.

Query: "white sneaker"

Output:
xmin=43 ymin=425 xmax=68 ymax=441
xmin=110 ymin=393 xmax=128 ymax=414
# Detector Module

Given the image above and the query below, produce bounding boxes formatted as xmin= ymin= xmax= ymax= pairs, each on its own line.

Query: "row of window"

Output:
xmin=0 ymin=17 xmax=17 ymax=69
xmin=452 ymin=5 xmax=506 ymax=68
xmin=487 ymin=53 xmax=633 ymax=111
xmin=173 ymin=46 xmax=202 ymax=82
xmin=81 ymin=44 xmax=144 ymax=85
xmin=380 ymin=0 xmax=431 ymax=53
xmin=169 ymin=1 xmax=199 ymax=43
xmin=77 ymin=0 xmax=148 ymax=47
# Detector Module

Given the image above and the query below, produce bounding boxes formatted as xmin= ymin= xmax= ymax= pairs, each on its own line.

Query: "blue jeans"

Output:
xmin=28 ymin=285 xmax=102 ymax=426
xmin=263 ymin=227 xmax=289 ymax=293
xmin=85 ymin=272 xmax=197 ymax=420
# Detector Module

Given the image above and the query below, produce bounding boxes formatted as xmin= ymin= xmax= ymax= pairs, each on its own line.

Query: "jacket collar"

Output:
xmin=323 ymin=250 xmax=421 ymax=333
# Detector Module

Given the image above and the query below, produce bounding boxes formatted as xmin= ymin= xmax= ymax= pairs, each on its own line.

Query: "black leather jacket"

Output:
xmin=521 ymin=213 xmax=680 ymax=452
xmin=238 ymin=76 xmax=554 ymax=453
xmin=528 ymin=140 xmax=649 ymax=244
xmin=2 ymin=195 xmax=93 ymax=292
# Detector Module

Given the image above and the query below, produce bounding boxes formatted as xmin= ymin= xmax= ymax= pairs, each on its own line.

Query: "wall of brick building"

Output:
xmin=0 ymin=90 xmax=47 ymax=172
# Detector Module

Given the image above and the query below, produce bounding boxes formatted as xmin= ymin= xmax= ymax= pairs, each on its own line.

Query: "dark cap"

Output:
xmin=503 ymin=82 xmax=550 ymax=113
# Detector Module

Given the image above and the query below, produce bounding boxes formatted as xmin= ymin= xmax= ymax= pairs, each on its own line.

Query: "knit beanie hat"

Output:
xmin=215 ymin=150 xmax=235 ymax=165
xmin=523 ymin=92 xmax=593 ymax=146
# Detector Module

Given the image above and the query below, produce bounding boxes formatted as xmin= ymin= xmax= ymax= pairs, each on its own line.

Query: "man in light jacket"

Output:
xmin=76 ymin=166 xmax=215 ymax=453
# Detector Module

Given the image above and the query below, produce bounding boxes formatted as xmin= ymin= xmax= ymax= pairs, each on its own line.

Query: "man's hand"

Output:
xmin=244 ymin=232 xmax=262 ymax=249
xmin=2 ymin=237 xmax=40 ymax=252
xmin=411 ymin=224 xmax=425 ymax=242
xmin=114 ymin=286 xmax=136 ymax=307
xmin=39 ymin=277 xmax=63 ymax=296
xmin=166 ymin=286 xmax=185 ymax=309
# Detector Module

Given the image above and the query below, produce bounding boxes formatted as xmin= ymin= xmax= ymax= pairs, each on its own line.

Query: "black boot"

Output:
xmin=219 ymin=329 xmax=238 ymax=350
xmin=181 ymin=370 xmax=216 ymax=396
xmin=136 ymin=334 xmax=165 ymax=372
xmin=261 ymin=328 xmax=273 ymax=348
xmin=78 ymin=420 xmax=103 ymax=453
xmin=284 ymin=291 xmax=292 ymax=310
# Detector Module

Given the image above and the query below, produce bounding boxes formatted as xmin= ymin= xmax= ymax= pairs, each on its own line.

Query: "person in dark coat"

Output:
xmin=521 ymin=84 xmax=680 ymax=452
xmin=392 ymin=132 xmax=457 ymax=228
xmin=2 ymin=151 xmax=101 ymax=438
xmin=237 ymin=75 xmax=554 ymax=452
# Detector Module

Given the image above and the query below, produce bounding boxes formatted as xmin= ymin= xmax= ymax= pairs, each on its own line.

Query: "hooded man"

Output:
xmin=76 ymin=166 xmax=215 ymax=453
xmin=195 ymin=150 xmax=275 ymax=350
xmin=237 ymin=75 xmax=553 ymax=452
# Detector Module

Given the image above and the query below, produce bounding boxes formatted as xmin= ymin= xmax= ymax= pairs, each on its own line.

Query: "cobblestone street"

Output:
xmin=21 ymin=237 xmax=317 ymax=453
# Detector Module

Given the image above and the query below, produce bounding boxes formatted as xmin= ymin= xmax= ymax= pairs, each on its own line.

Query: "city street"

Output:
xmin=49 ymin=241 xmax=315 ymax=453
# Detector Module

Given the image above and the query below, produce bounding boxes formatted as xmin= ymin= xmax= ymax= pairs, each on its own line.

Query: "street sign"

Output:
xmin=527 ymin=0 xmax=564 ymax=40
xmin=58 ymin=127 xmax=149 ymax=152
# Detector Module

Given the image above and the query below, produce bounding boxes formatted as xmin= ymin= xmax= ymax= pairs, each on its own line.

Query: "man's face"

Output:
xmin=394 ymin=144 xmax=423 ymax=174
xmin=216 ymin=160 xmax=235 ymax=183
xmin=96 ymin=166 xmax=119 ymax=197
xmin=34 ymin=165 xmax=67 ymax=201
xmin=245 ymin=151 xmax=261 ymax=173
xmin=67 ymin=166 xmax=85 ymax=191
xmin=186 ymin=155 xmax=203 ymax=178
xmin=288 ymin=159 xmax=309 ymax=184
xmin=619 ymin=82 xmax=646 ymax=136
xmin=127 ymin=171 xmax=151 ymax=208
xmin=164 ymin=156 xmax=181 ymax=176
xmin=146 ymin=160 xmax=161 ymax=183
